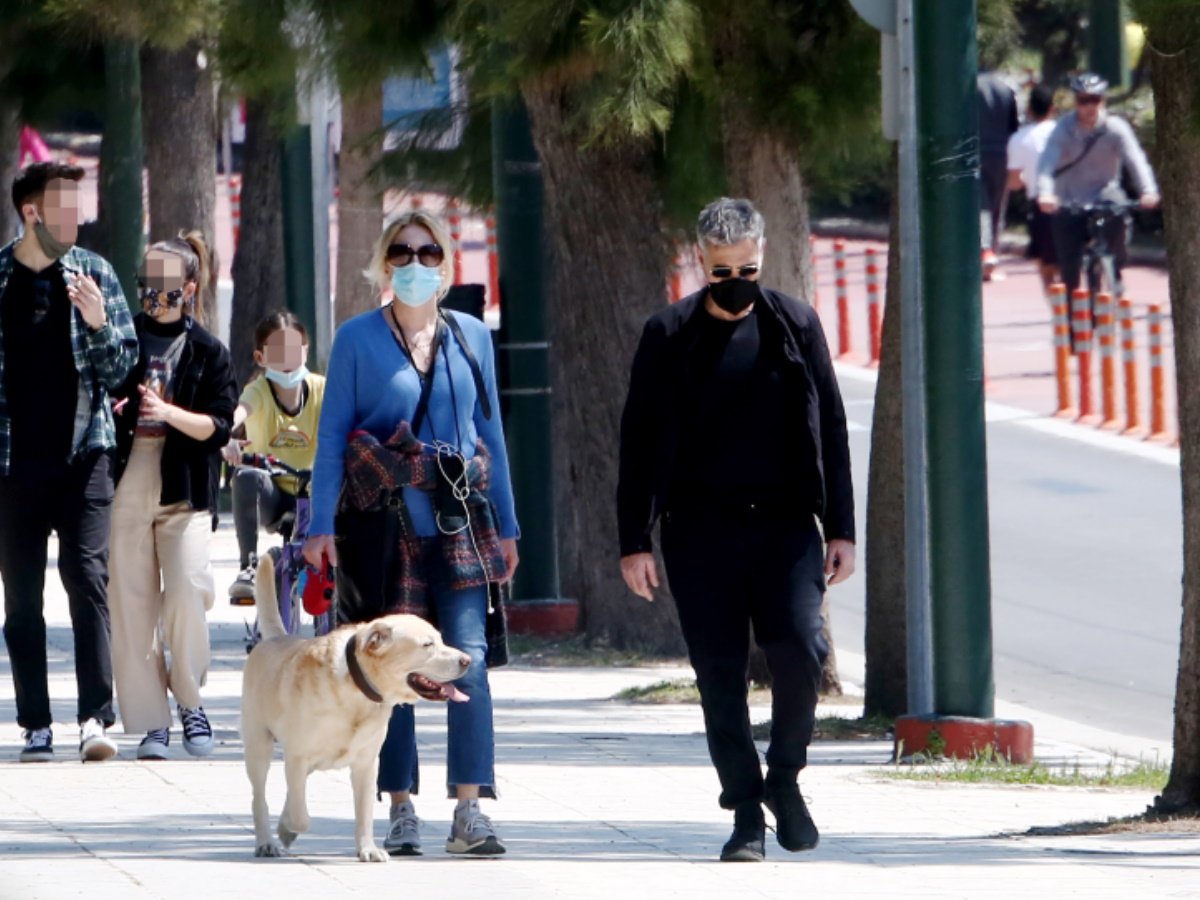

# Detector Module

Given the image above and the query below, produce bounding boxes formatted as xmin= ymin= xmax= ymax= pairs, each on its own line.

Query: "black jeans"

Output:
xmin=0 ymin=449 xmax=116 ymax=730
xmin=661 ymin=504 xmax=827 ymax=809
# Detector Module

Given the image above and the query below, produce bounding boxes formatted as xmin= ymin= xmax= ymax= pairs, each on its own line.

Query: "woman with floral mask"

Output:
xmin=223 ymin=312 xmax=326 ymax=601
xmin=109 ymin=232 xmax=237 ymax=760
xmin=304 ymin=210 xmax=519 ymax=857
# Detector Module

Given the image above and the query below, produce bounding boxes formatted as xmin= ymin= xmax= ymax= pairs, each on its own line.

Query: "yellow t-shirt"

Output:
xmin=239 ymin=372 xmax=326 ymax=495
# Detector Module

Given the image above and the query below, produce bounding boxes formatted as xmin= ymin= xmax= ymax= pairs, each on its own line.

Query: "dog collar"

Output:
xmin=345 ymin=634 xmax=385 ymax=703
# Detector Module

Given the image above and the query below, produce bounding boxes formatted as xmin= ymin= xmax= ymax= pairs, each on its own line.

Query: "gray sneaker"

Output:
xmin=79 ymin=718 xmax=117 ymax=762
xmin=446 ymin=799 xmax=506 ymax=856
xmin=178 ymin=705 xmax=215 ymax=757
xmin=20 ymin=727 xmax=53 ymax=762
xmin=137 ymin=728 xmax=171 ymax=761
xmin=383 ymin=801 xmax=422 ymax=856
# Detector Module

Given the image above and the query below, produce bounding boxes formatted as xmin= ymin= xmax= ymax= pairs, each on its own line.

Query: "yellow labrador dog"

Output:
xmin=241 ymin=556 xmax=470 ymax=861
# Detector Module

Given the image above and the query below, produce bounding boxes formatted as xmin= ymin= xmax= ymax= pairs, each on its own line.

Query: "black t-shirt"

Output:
xmin=1 ymin=258 xmax=78 ymax=469
xmin=670 ymin=304 xmax=810 ymax=510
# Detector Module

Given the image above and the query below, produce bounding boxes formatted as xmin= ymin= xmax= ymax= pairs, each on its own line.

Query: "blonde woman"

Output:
xmin=109 ymin=233 xmax=237 ymax=760
xmin=305 ymin=211 xmax=519 ymax=856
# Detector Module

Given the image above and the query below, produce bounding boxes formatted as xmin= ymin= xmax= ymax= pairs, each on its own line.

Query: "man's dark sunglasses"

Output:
xmin=386 ymin=242 xmax=444 ymax=268
xmin=709 ymin=264 xmax=760 ymax=280
xmin=1076 ymin=95 xmax=1103 ymax=106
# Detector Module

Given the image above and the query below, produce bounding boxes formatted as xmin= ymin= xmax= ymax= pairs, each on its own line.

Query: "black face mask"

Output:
xmin=708 ymin=277 xmax=761 ymax=315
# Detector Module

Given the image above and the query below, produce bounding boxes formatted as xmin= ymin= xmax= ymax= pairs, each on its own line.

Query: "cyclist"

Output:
xmin=223 ymin=312 xmax=326 ymax=601
xmin=1037 ymin=73 xmax=1160 ymax=300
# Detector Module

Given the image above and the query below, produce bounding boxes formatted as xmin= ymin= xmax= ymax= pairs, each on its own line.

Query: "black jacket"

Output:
xmin=113 ymin=314 xmax=237 ymax=519
xmin=617 ymin=287 xmax=855 ymax=556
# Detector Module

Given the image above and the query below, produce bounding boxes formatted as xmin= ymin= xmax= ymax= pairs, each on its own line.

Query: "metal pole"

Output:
xmin=915 ymin=0 xmax=995 ymax=719
xmin=101 ymin=40 xmax=144 ymax=302
xmin=1089 ymin=0 xmax=1129 ymax=91
xmin=281 ymin=123 xmax=317 ymax=346
xmin=897 ymin=0 xmax=934 ymax=717
xmin=307 ymin=77 xmax=333 ymax=370
xmin=491 ymin=96 xmax=560 ymax=602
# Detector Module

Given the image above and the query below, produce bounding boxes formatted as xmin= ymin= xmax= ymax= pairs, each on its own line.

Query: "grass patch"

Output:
xmin=613 ymin=678 xmax=772 ymax=705
xmin=751 ymin=714 xmax=895 ymax=742
xmin=882 ymin=752 xmax=1170 ymax=790
xmin=507 ymin=634 xmax=686 ymax=668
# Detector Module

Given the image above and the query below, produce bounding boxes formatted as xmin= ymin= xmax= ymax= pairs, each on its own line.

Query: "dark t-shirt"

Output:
xmin=671 ymin=304 xmax=810 ymax=511
xmin=1 ymin=258 xmax=78 ymax=469
xmin=136 ymin=316 xmax=188 ymax=438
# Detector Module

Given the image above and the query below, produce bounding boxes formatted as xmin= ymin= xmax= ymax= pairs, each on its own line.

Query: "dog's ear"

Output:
xmin=362 ymin=623 xmax=394 ymax=654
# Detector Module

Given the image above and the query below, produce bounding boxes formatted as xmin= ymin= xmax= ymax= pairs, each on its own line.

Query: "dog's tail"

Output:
xmin=253 ymin=554 xmax=288 ymax=642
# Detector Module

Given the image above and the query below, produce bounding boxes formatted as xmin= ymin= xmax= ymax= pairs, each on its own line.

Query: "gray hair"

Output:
xmin=696 ymin=197 xmax=765 ymax=248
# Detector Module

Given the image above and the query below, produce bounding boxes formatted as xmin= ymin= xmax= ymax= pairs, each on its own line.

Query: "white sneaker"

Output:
xmin=178 ymin=705 xmax=215 ymax=757
xmin=79 ymin=718 xmax=117 ymax=762
xmin=383 ymin=800 xmax=422 ymax=856
xmin=20 ymin=727 xmax=53 ymax=762
xmin=446 ymin=799 xmax=506 ymax=856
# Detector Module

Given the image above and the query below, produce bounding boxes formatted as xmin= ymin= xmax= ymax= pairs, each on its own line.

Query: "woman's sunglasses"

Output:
xmin=138 ymin=283 xmax=186 ymax=311
xmin=386 ymin=242 xmax=445 ymax=268
xmin=709 ymin=264 xmax=760 ymax=280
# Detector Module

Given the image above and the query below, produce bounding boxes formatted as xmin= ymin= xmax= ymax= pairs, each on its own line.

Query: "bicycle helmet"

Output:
xmin=1070 ymin=73 xmax=1109 ymax=96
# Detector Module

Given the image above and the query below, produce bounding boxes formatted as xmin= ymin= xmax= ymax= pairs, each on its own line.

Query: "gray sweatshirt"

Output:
xmin=1037 ymin=110 xmax=1158 ymax=205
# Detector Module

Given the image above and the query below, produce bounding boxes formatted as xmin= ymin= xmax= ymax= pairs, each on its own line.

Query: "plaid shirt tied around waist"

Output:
xmin=343 ymin=421 xmax=508 ymax=623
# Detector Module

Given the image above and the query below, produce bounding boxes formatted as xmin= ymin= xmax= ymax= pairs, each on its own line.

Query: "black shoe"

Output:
xmin=764 ymin=779 xmax=819 ymax=852
xmin=720 ymin=803 xmax=765 ymax=862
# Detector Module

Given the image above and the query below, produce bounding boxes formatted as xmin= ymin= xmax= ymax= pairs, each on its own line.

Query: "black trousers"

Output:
xmin=0 ymin=449 xmax=116 ymax=730
xmin=1051 ymin=208 xmax=1129 ymax=300
xmin=661 ymin=504 xmax=827 ymax=810
xmin=979 ymin=154 xmax=1009 ymax=253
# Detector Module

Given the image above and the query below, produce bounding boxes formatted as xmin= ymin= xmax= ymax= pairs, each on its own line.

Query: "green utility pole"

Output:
xmin=914 ymin=0 xmax=995 ymax=718
xmin=1089 ymin=0 xmax=1129 ymax=91
xmin=491 ymin=97 xmax=560 ymax=603
xmin=100 ymin=40 xmax=144 ymax=302
xmin=280 ymin=126 xmax=317 ymax=346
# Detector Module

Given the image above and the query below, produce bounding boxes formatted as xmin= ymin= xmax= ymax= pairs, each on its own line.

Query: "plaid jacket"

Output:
xmin=0 ymin=240 xmax=138 ymax=475
xmin=343 ymin=421 xmax=510 ymax=666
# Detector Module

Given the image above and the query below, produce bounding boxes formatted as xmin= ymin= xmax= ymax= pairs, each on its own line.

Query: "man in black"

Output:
xmin=0 ymin=162 xmax=137 ymax=762
xmin=618 ymin=197 xmax=855 ymax=862
xmin=978 ymin=69 xmax=1019 ymax=281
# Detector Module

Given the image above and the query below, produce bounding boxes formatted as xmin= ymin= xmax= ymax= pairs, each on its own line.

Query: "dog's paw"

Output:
xmin=357 ymin=844 xmax=389 ymax=863
xmin=255 ymin=842 xmax=284 ymax=858
xmin=278 ymin=825 xmax=299 ymax=848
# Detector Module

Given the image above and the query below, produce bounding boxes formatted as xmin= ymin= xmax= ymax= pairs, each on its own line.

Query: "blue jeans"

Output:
xmin=376 ymin=575 xmax=496 ymax=798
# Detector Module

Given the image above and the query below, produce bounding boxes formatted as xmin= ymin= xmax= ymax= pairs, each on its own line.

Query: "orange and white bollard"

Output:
xmin=810 ymin=235 xmax=820 ymax=317
xmin=447 ymin=198 xmax=464 ymax=285
xmin=1147 ymin=304 xmax=1171 ymax=442
xmin=485 ymin=212 xmax=500 ymax=309
xmin=1073 ymin=287 xmax=1099 ymax=425
xmin=1051 ymin=284 xmax=1075 ymax=418
xmin=228 ymin=174 xmax=242 ymax=249
xmin=1119 ymin=299 xmax=1144 ymax=436
xmin=1097 ymin=292 xmax=1120 ymax=429
xmin=865 ymin=247 xmax=882 ymax=367
xmin=834 ymin=238 xmax=851 ymax=358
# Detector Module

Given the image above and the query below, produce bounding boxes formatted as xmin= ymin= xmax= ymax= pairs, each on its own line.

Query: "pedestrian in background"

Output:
xmin=1006 ymin=82 xmax=1060 ymax=297
xmin=0 ymin=161 xmax=137 ymax=763
xmin=108 ymin=232 xmax=237 ymax=760
xmin=978 ymin=69 xmax=1020 ymax=281
xmin=618 ymin=197 xmax=856 ymax=862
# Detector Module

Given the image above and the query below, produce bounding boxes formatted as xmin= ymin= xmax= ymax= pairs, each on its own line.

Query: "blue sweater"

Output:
xmin=311 ymin=307 xmax=519 ymax=540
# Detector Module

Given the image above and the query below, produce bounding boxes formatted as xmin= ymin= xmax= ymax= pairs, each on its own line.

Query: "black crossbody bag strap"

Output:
xmin=441 ymin=312 xmax=493 ymax=421
xmin=1053 ymin=125 xmax=1106 ymax=179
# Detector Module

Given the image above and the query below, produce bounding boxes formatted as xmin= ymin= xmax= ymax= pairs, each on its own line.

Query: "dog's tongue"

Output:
xmin=440 ymin=682 xmax=469 ymax=703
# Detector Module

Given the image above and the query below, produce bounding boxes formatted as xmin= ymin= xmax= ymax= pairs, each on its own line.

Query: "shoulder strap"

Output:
xmin=441 ymin=312 xmax=493 ymax=421
xmin=1054 ymin=125 xmax=1107 ymax=179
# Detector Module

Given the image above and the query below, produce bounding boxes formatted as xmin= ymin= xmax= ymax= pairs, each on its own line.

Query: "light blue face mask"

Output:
xmin=265 ymin=365 xmax=308 ymax=390
xmin=391 ymin=263 xmax=442 ymax=308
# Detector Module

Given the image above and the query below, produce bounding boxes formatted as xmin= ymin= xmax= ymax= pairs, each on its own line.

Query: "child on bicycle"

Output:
xmin=224 ymin=311 xmax=326 ymax=601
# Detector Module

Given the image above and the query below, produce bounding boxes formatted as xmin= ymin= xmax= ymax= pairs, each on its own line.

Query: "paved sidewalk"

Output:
xmin=2 ymin=528 xmax=1199 ymax=898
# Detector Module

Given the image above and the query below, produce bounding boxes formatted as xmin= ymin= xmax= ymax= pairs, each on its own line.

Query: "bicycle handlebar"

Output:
xmin=1059 ymin=200 xmax=1140 ymax=215
xmin=240 ymin=452 xmax=310 ymax=479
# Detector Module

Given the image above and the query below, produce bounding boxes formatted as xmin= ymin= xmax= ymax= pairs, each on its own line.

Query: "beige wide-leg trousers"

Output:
xmin=109 ymin=437 xmax=215 ymax=733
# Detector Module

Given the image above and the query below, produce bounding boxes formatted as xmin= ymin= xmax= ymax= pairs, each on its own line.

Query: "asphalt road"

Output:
xmin=830 ymin=370 xmax=1183 ymax=744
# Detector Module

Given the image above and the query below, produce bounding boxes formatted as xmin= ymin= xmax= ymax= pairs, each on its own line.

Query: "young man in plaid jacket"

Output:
xmin=0 ymin=162 xmax=137 ymax=762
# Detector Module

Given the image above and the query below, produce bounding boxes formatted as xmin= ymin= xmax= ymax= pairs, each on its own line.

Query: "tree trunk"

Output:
xmin=230 ymin=97 xmax=285 ymax=389
xmin=1144 ymin=18 xmax=1200 ymax=815
xmin=864 ymin=158 xmax=907 ymax=719
xmin=521 ymin=77 xmax=684 ymax=653
xmin=141 ymin=41 xmax=217 ymax=329
xmin=0 ymin=92 xmax=20 ymax=243
xmin=335 ymin=85 xmax=384 ymax=325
